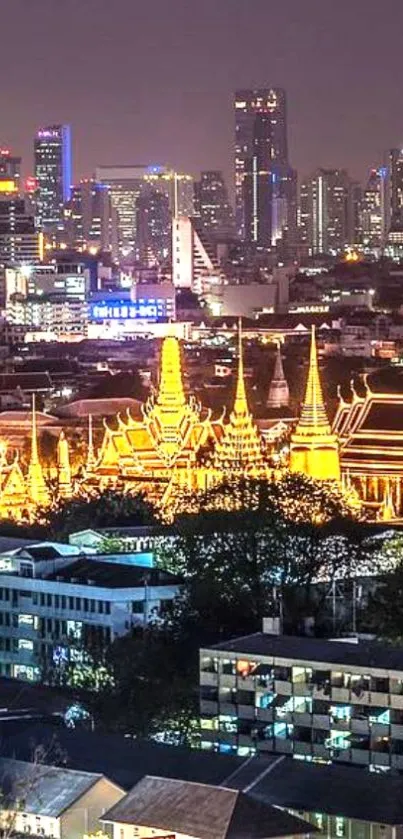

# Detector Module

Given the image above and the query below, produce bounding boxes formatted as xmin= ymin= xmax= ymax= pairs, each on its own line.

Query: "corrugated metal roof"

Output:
xmin=0 ymin=758 xmax=103 ymax=817
xmin=102 ymin=776 xmax=313 ymax=839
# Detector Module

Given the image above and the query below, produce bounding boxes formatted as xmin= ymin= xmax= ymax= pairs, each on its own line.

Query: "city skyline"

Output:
xmin=1 ymin=0 xmax=403 ymax=190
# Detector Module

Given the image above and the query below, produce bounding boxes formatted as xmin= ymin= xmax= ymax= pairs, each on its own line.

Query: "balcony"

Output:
xmin=391 ymin=723 xmax=403 ymax=739
xmin=391 ymin=754 xmax=403 ymax=770
xmin=293 ymin=740 xmax=312 ymax=756
xmin=312 ymin=743 xmax=330 ymax=760
xmin=330 ymin=718 xmax=350 ymax=732
xmin=350 ymin=748 xmax=370 ymax=765
xmin=293 ymin=682 xmax=313 ymax=697
xmin=390 ymin=694 xmax=403 ymax=710
xmin=351 ymin=718 xmax=369 ymax=735
xmin=256 ymin=707 xmax=274 ymax=722
xmin=331 ymin=687 xmax=350 ymax=702
xmin=291 ymin=711 xmax=311 ymax=726
xmin=370 ymin=751 xmax=390 ymax=767
xmin=219 ymin=702 xmax=236 ymax=716
xmin=369 ymin=691 xmax=389 ymax=706
xmin=237 ymin=704 xmax=255 ymax=720
xmin=350 ymin=691 xmax=369 ymax=706
xmin=200 ymin=672 xmax=218 ymax=687
xmin=200 ymin=700 xmax=218 ymax=715
xmin=274 ymin=738 xmax=293 ymax=754
xmin=220 ymin=674 xmax=236 ymax=688
xmin=274 ymin=680 xmax=292 ymax=696
xmin=312 ymin=714 xmax=331 ymax=730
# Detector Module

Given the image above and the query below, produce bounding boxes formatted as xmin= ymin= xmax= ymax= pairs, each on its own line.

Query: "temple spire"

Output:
xmin=214 ymin=319 xmax=267 ymax=475
xmin=157 ymin=336 xmax=186 ymax=409
xmin=57 ymin=431 xmax=73 ymax=499
xmin=295 ymin=325 xmax=331 ymax=435
xmin=233 ymin=318 xmax=248 ymax=416
xmin=290 ymin=326 xmax=340 ymax=482
xmin=267 ymin=345 xmax=290 ymax=409
xmin=28 ymin=394 xmax=50 ymax=507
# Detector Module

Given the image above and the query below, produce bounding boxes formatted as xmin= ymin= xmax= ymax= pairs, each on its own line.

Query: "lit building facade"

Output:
xmin=0 ymin=198 xmax=42 ymax=265
xmin=304 ymin=169 xmax=357 ymax=255
xmin=193 ymin=170 xmax=234 ymax=241
xmin=199 ymin=627 xmax=403 ymax=770
xmin=34 ymin=125 xmax=72 ymax=233
xmin=235 ymin=88 xmax=288 ymax=239
xmin=0 ymin=542 xmax=180 ymax=681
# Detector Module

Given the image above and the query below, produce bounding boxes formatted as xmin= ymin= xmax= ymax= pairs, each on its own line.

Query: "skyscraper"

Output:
xmin=234 ymin=88 xmax=288 ymax=239
xmin=34 ymin=125 xmax=72 ymax=233
xmin=303 ymin=169 xmax=357 ymax=255
xmin=361 ymin=167 xmax=389 ymax=252
xmin=193 ymin=171 xmax=234 ymax=241
xmin=64 ymin=179 xmax=118 ymax=256
xmin=136 ymin=187 xmax=171 ymax=266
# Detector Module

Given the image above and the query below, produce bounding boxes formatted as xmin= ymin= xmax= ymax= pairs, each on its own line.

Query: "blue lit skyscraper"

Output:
xmin=34 ymin=124 xmax=72 ymax=233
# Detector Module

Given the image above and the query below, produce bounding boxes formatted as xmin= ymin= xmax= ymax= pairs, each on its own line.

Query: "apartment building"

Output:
xmin=200 ymin=623 xmax=403 ymax=771
xmin=0 ymin=542 xmax=180 ymax=681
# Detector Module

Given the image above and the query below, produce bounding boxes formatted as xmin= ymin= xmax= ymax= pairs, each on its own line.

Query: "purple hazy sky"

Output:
xmin=2 ymin=0 xmax=403 ymax=190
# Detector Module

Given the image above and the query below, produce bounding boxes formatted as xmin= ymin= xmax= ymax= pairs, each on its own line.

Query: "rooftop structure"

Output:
xmin=0 ymin=757 xmax=123 ymax=838
xmin=102 ymin=775 xmax=314 ymax=839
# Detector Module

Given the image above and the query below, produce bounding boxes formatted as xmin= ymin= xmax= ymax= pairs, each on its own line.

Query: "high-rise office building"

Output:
xmin=303 ymin=169 xmax=357 ymax=256
xmin=389 ymin=148 xmax=403 ymax=229
xmin=235 ymin=88 xmax=288 ymax=239
xmin=96 ymin=165 xmax=193 ymax=258
xmin=361 ymin=167 xmax=389 ymax=252
xmin=34 ymin=125 xmax=72 ymax=233
xmin=136 ymin=187 xmax=171 ymax=266
xmin=0 ymin=197 xmax=43 ymax=266
xmin=64 ymin=179 xmax=118 ymax=256
xmin=193 ymin=171 xmax=234 ymax=241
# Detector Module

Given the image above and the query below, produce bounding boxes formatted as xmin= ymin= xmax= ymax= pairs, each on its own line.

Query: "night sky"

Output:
xmin=2 ymin=0 xmax=403 ymax=190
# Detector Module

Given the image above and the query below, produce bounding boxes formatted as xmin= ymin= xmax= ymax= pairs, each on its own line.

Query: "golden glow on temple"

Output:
xmin=290 ymin=326 xmax=340 ymax=482
xmin=0 ymin=324 xmax=402 ymax=523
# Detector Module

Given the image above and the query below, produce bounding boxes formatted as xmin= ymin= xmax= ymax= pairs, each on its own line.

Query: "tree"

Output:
xmin=43 ymin=490 xmax=157 ymax=540
xmin=366 ymin=558 xmax=403 ymax=641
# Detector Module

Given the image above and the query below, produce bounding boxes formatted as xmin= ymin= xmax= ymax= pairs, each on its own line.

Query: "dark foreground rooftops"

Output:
xmin=211 ymin=632 xmax=403 ymax=671
xmin=102 ymin=775 xmax=314 ymax=839
xmin=46 ymin=558 xmax=181 ymax=588
xmin=0 ymin=757 xmax=103 ymax=817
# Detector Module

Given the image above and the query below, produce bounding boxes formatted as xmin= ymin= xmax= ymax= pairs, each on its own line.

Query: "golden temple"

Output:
xmin=0 ymin=323 xmax=401 ymax=523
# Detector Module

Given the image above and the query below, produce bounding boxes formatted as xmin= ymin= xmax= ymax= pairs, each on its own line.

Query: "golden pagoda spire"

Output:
xmin=295 ymin=325 xmax=331 ymax=436
xmin=57 ymin=431 xmax=73 ymax=499
xmin=214 ymin=319 xmax=267 ymax=475
xmin=28 ymin=394 xmax=50 ymax=507
xmin=156 ymin=336 xmax=186 ymax=409
xmin=290 ymin=325 xmax=340 ymax=481
xmin=233 ymin=318 xmax=248 ymax=416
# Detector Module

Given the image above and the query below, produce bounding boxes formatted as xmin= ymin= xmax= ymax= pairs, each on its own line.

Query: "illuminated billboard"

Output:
xmin=89 ymin=297 xmax=170 ymax=322
xmin=0 ymin=180 xmax=17 ymax=193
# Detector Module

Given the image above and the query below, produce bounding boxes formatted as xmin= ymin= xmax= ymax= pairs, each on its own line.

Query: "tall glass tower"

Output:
xmin=234 ymin=88 xmax=288 ymax=239
xmin=34 ymin=124 xmax=72 ymax=233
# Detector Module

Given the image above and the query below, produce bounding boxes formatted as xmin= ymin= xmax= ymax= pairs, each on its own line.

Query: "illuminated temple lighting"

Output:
xmin=0 ymin=327 xmax=399 ymax=522
xmin=289 ymin=325 xmax=341 ymax=482
xmin=214 ymin=319 xmax=269 ymax=477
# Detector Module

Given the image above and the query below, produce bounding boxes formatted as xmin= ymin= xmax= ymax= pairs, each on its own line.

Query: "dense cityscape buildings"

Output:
xmin=5 ymin=3 xmax=403 ymax=829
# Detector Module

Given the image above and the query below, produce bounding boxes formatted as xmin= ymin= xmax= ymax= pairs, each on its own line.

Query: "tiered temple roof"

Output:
xmin=214 ymin=323 xmax=268 ymax=476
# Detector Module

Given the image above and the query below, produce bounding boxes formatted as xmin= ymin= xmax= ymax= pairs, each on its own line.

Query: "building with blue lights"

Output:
xmin=200 ymin=621 xmax=403 ymax=771
xmin=34 ymin=124 xmax=72 ymax=234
